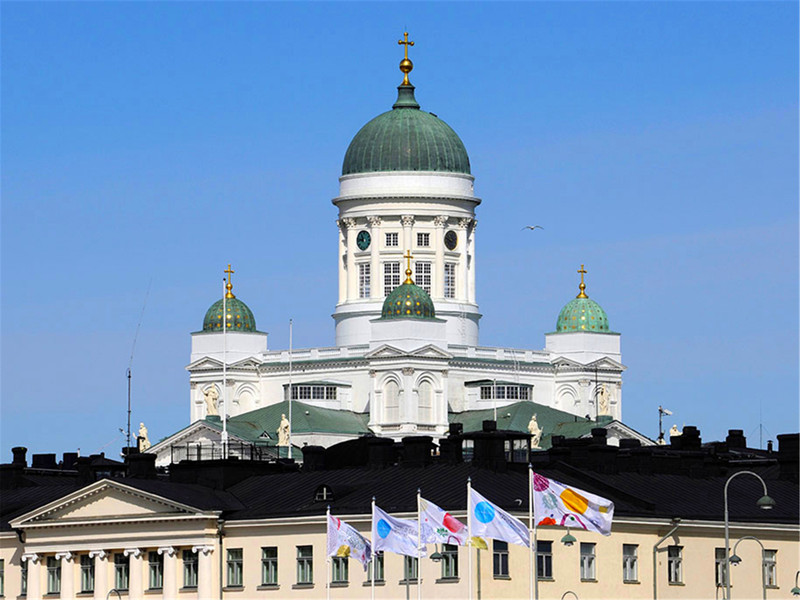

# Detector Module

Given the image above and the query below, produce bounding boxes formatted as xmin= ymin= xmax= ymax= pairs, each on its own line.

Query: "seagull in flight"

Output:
xmin=521 ymin=225 xmax=544 ymax=231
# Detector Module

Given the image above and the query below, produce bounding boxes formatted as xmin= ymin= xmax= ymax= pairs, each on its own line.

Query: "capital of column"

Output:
xmin=402 ymin=367 xmax=414 ymax=376
xmin=458 ymin=217 xmax=474 ymax=230
xmin=123 ymin=548 xmax=142 ymax=559
xmin=55 ymin=551 xmax=74 ymax=562
xmin=88 ymin=550 xmax=108 ymax=560
xmin=21 ymin=553 xmax=40 ymax=564
xmin=192 ymin=545 xmax=215 ymax=556
xmin=342 ymin=217 xmax=357 ymax=229
xmin=433 ymin=215 xmax=449 ymax=228
xmin=158 ymin=546 xmax=177 ymax=557
xmin=401 ymin=215 xmax=415 ymax=227
xmin=367 ymin=216 xmax=382 ymax=228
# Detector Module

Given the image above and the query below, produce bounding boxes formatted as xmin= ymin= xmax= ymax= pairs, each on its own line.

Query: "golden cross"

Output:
xmin=403 ymin=250 xmax=414 ymax=284
xmin=577 ymin=264 xmax=588 ymax=298
xmin=398 ymin=32 xmax=414 ymax=60
xmin=224 ymin=264 xmax=236 ymax=299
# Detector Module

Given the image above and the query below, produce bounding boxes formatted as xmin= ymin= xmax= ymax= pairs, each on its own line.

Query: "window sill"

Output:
xmin=668 ymin=582 xmax=685 ymax=586
xmin=436 ymin=577 xmax=460 ymax=584
xmin=580 ymin=578 xmax=597 ymax=583
xmin=222 ymin=586 xmax=244 ymax=591
xmin=43 ymin=595 xmax=60 ymax=599
xmin=363 ymin=581 xmax=385 ymax=587
xmin=330 ymin=582 xmax=349 ymax=588
xmin=257 ymin=584 xmax=280 ymax=590
xmin=623 ymin=580 xmax=640 ymax=584
xmin=179 ymin=587 xmax=198 ymax=592
xmin=76 ymin=593 xmax=94 ymax=597
xmin=145 ymin=590 xmax=163 ymax=595
xmin=292 ymin=583 xmax=314 ymax=590
xmin=493 ymin=575 xmax=511 ymax=580
xmin=398 ymin=579 xmax=419 ymax=586
xmin=538 ymin=577 xmax=555 ymax=582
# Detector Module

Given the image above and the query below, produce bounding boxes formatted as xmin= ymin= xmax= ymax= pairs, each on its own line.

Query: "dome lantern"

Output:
xmin=555 ymin=265 xmax=612 ymax=333
xmin=380 ymin=251 xmax=436 ymax=320
xmin=202 ymin=265 xmax=257 ymax=332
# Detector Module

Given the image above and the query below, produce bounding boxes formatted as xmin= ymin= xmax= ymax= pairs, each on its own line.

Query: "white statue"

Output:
xmin=528 ymin=414 xmax=542 ymax=449
xmin=137 ymin=422 xmax=151 ymax=452
xmin=277 ymin=413 xmax=290 ymax=447
xmin=669 ymin=424 xmax=681 ymax=438
xmin=203 ymin=386 xmax=219 ymax=416
xmin=598 ymin=384 xmax=610 ymax=416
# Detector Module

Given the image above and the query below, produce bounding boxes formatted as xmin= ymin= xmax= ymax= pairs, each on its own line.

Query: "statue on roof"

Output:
xmin=277 ymin=413 xmax=291 ymax=447
xmin=528 ymin=414 xmax=542 ymax=449
xmin=137 ymin=422 xmax=151 ymax=452
xmin=669 ymin=424 xmax=681 ymax=439
xmin=598 ymin=384 xmax=610 ymax=416
xmin=203 ymin=386 xmax=219 ymax=416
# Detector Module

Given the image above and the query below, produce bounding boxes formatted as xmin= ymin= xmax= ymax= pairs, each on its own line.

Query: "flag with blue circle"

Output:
xmin=469 ymin=488 xmax=530 ymax=547
xmin=372 ymin=504 xmax=427 ymax=558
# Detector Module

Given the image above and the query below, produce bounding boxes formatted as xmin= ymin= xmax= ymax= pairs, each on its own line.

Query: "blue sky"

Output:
xmin=2 ymin=2 xmax=797 ymax=461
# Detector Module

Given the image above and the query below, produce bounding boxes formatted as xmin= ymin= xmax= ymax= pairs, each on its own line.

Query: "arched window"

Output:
xmin=385 ymin=381 xmax=400 ymax=422
xmin=418 ymin=381 xmax=433 ymax=423
xmin=314 ymin=484 xmax=334 ymax=502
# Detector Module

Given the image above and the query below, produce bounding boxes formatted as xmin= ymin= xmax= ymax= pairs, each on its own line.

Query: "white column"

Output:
xmin=458 ymin=219 xmax=471 ymax=302
xmin=468 ymin=219 xmax=477 ymax=304
xmin=336 ymin=219 xmax=347 ymax=304
xmin=193 ymin=545 xmax=215 ymax=600
xmin=124 ymin=548 xmax=143 ymax=599
xmin=21 ymin=553 xmax=41 ymax=600
xmin=368 ymin=216 xmax=381 ymax=300
xmin=55 ymin=552 xmax=75 ymax=599
xmin=401 ymin=215 xmax=415 ymax=253
xmin=402 ymin=367 xmax=415 ymax=424
xmin=89 ymin=550 xmax=108 ymax=600
xmin=158 ymin=547 xmax=178 ymax=600
xmin=433 ymin=216 xmax=448 ymax=298
xmin=343 ymin=217 xmax=358 ymax=302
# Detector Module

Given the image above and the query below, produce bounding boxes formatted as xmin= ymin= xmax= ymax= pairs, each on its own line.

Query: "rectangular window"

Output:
xmin=714 ymin=548 xmax=728 ymax=587
xmin=359 ymin=263 xmax=371 ymax=298
xmin=21 ymin=559 xmax=27 ymax=596
xmin=580 ymin=542 xmax=596 ymax=581
xmin=667 ymin=546 xmax=682 ymax=584
xmin=403 ymin=556 xmax=418 ymax=581
xmin=291 ymin=385 xmax=337 ymax=401
xmin=537 ymin=541 xmax=553 ymax=580
xmin=0 ymin=559 xmax=4 ymax=597
xmin=331 ymin=557 xmax=348 ymax=584
xmin=261 ymin=547 xmax=277 ymax=585
xmin=444 ymin=263 xmax=456 ymax=299
xmin=325 ymin=386 xmax=337 ymax=400
xmin=296 ymin=546 xmax=313 ymax=584
xmin=46 ymin=556 xmax=61 ymax=595
xmin=114 ymin=553 xmax=130 ymax=591
xmin=385 ymin=232 xmax=398 ymax=247
xmin=182 ymin=550 xmax=198 ymax=589
xmin=227 ymin=549 xmax=243 ymax=588
xmin=80 ymin=555 xmax=95 ymax=593
xmin=417 ymin=232 xmax=430 ymax=247
xmin=148 ymin=551 xmax=164 ymax=590
xmin=415 ymin=261 xmax=432 ymax=293
xmin=763 ymin=550 xmax=777 ymax=587
xmin=623 ymin=544 xmax=638 ymax=582
xmin=367 ymin=552 xmax=384 ymax=583
xmin=441 ymin=544 xmax=458 ymax=579
xmin=493 ymin=541 xmax=509 ymax=578
xmin=384 ymin=262 xmax=401 ymax=296
xmin=479 ymin=385 xmax=530 ymax=400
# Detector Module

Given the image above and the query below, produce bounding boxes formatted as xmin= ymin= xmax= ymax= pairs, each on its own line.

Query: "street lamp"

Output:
xmin=560 ymin=529 xmax=576 ymax=547
xmin=723 ymin=471 xmax=775 ymax=600
xmin=729 ymin=536 xmax=767 ymax=600
xmin=790 ymin=570 xmax=800 ymax=596
xmin=560 ymin=592 xmax=579 ymax=600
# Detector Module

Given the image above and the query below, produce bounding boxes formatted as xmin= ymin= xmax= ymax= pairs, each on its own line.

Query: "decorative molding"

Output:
xmin=54 ymin=551 xmax=73 ymax=562
xmin=158 ymin=546 xmax=177 ymax=557
xmin=192 ymin=545 xmax=215 ymax=555
xmin=123 ymin=548 xmax=142 ymax=559
xmin=88 ymin=550 xmax=108 ymax=560
xmin=335 ymin=219 xmax=343 ymax=231
xmin=458 ymin=218 xmax=473 ymax=229
xmin=368 ymin=370 xmax=377 ymax=378
xmin=402 ymin=367 xmax=415 ymax=376
xmin=342 ymin=217 xmax=357 ymax=229
xmin=433 ymin=215 xmax=449 ymax=228
xmin=21 ymin=553 xmax=40 ymax=564
xmin=367 ymin=216 xmax=382 ymax=228
xmin=401 ymin=215 xmax=415 ymax=227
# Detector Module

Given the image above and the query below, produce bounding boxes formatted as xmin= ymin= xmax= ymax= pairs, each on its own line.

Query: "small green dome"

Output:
xmin=203 ymin=297 xmax=256 ymax=332
xmin=381 ymin=280 xmax=436 ymax=320
xmin=342 ymin=85 xmax=471 ymax=176
xmin=556 ymin=297 xmax=610 ymax=333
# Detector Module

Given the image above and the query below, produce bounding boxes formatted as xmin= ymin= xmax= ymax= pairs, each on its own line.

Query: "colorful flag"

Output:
xmin=372 ymin=504 xmax=426 ymax=558
xmin=469 ymin=488 xmax=530 ymax=547
xmin=532 ymin=472 xmax=614 ymax=535
xmin=419 ymin=497 xmax=468 ymax=546
xmin=327 ymin=513 xmax=372 ymax=570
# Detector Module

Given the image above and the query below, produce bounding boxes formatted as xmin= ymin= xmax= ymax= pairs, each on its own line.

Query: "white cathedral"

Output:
xmin=150 ymin=43 xmax=646 ymax=465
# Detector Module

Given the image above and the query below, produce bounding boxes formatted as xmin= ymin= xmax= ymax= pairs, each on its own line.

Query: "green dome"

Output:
xmin=556 ymin=297 xmax=610 ymax=333
xmin=203 ymin=296 xmax=256 ymax=332
xmin=342 ymin=85 xmax=471 ymax=176
xmin=381 ymin=280 xmax=436 ymax=320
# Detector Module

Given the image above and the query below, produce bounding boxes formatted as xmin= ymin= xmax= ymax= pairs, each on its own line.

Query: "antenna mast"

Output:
xmin=127 ymin=278 xmax=152 ymax=451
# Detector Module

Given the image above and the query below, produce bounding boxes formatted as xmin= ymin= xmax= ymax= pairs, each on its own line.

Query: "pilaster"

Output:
xmin=368 ymin=216 xmax=382 ymax=300
xmin=401 ymin=215 xmax=415 ymax=254
xmin=124 ymin=548 xmax=143 ymax=599
xmin=89 ymin=550 xmax=108 ymax=600
xmin=158 ymin=547 xmax=178 ymax=600
xmin=21 ymin=553 xmax=41 ymax=600
xmin=55 ymin=552 xmax=75 ymax=599
xmin=433 ymin=215 xmax=448 ymax=298
xmin=193 ymin=545 xmax=215 ymax=600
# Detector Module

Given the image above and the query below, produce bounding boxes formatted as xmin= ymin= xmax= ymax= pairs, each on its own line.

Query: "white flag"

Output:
xmin=469 ymin=488 xmax=530 ymax=547
xmin=419 ymin=497 xmax=468 ymax=546
xmin=532 ymin=472 xmax=614 ymax=536
xmin=327 ymin=513 xmax=372 ymax=570
xmin=372 ymin=504 xmax=426 ymax=558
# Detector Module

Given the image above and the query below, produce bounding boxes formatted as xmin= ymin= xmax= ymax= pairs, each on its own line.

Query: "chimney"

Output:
xmin=62 ymin=452 xmax=79 ymax=470
xmin=482 ymin=420 xmax=497 ymax=433
xmin=32 ymin=453 xmax=57 ymax=469
xmin=619 ymin=439 xmax=641 ymax=449
xmin=401 ymin=436 xmax=433 ymax=468
xmin=725 ymin=429 xmax=746 ymax=450
xmin=12 ymin=447 xmax=27 ymax=467
xmin=76 ymin=457 xmax=94 ymax=485
xmin=126 ymin=453 xmax=157 ymax=479
xmin=367 ymin=437 xmax=395 ymax=469
xmin=777 ymin=433 xmax=799 ymax=482
xmin=301 ymin=446 xmax=326 ymax=472
xmin=440 ymin=427 xmax=463 ymax=464
xmin=590 ymin=428 xmax=608 ymax=445
xmin=680 ymin=426 xmax=702 ymax=451
xmin=470 ymin=422 xmax=506 ymax=471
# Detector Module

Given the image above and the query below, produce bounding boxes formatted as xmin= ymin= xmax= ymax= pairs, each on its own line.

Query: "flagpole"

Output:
xmin=326 ymin=505 xmax=331 ymax=600
xmin=371 ymin=497 xmax=376 ymax=600
xmin=221 ymin=276 xmax=228 ymax=459
xmin=528 ymin=465 xmax=537 ymax=600
xmin=288 ymin=318 xmax=293 ymax=458
xmin=467 ymin=477 xmax=473 ymax=600
xmin=417 ymin=489 xmax=422 ymax=600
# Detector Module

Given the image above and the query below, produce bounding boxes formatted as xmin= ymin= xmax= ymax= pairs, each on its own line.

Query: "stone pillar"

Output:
xmin=89 ymin=550 xmax=108 ymax=600
xmin=433 ymin=216 xmax=448 ymax=298
xmin=401 ymin=215 xmax=415 ymax=255
xmin=342 ymin=217 xmax=358 ymax=301
xmin=158 ymin=546 xmax=177 ymax=600
xmin=336 ymin=219 xmax=347 ymax=304
xmin=55 ymin=552 xmax=75 ymax=599
xmin=458 ymin=219 xmax=472 ymax=302
xmin=193 ymin=545 xmax=215 ymax=600
xmin=402 ymin=367 xmax=415 ymax=424
xmin=368 ymin=216 xmax=381 ymax=300
xmin=124 ymin=548 xmax=143 ymax=599
xmin=21 ymin=553 xmax=41 ymax=600
xmin=467 ymin=219 xmax=477 ymax=304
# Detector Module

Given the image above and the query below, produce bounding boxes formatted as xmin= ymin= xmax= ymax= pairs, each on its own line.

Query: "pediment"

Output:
xmin=409 ymin=344 xmax=452 ymax=359
xmin=11 ymin=480 xmax=206 ymax=529
xmin=551 ymin=357 xmax=582 ymax=368
xmin=230 ymin=357 xmax=261 ymax=369
xmin=365 ymin=344 xmax=406 ymax=359
xmin=585 ymin=357 xmax=626 ymax=371
xmin=186 ymin=357 xmax=223 ymax=371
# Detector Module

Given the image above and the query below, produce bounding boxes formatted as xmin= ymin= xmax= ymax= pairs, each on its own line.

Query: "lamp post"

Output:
xmin=791 ymin=570 xmax=800 ymax=596
xmin=729 ymin=536 xmax=767 ymax=600
xmin=723 ymin=471 xmax=775 ymax=600
xmin=560 ymin=592 xmax=579 ymax=600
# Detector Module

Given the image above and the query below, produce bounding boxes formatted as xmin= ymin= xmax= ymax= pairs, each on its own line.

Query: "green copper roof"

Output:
xmin=555 ymin=297 xmax=610 ymax=333
xmin=380 ymin=280 xmax=436 ymax=320
xmin=203 ymin=297 xmax=256 ymax=332
xmin=342 ymin=84 xmax=471 ymax=176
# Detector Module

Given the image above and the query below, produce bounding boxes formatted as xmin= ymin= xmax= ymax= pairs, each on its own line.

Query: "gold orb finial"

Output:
xmin=403 ymin=249 xmax=414 ymax=284
xmin=224 ymin=264 xmax=236 ymax=299
xmin=398 ymin=31 xmax=415 ymax=85
xmin=576 ymin=264 xmax=588 ymax=298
